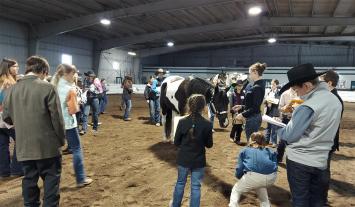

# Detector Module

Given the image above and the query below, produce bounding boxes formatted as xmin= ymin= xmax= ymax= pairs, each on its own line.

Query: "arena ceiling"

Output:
xmin=1 ymin=0 xmax=355 ymax=56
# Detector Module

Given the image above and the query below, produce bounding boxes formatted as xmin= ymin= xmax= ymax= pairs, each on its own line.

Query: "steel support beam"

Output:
xmin=100 ymin=17 xmax=355 ymax=50
xmin=139 ymin=35 xmax=355 ymax=57
xmin=35 ymin=0 xmax=237 ymax=38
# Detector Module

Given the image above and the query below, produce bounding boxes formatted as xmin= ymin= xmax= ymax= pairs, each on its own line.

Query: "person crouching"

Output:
xmin=229 ymin=132 xmax=277 ymax=207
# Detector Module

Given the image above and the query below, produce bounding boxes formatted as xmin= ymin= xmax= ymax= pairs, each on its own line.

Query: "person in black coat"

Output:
xmin=171 ymin=94 xmax=213 ymax=207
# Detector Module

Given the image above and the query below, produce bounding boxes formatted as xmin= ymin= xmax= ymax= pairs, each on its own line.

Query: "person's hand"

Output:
xmin=146 ymin=100 xmax=149 ymax=103
xmin=273 ymin=117 xmax=282 ymax=123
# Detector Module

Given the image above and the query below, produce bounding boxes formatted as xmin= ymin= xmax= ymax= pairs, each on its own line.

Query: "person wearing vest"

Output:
xmin=319 ymin=69 xmax=344 ymax=205
xmin=277 ymin=63 xmax=342 ymax=207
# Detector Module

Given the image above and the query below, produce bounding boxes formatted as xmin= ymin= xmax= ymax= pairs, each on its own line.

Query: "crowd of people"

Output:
xmin=0 ymin=56 xmax=345 ymax=207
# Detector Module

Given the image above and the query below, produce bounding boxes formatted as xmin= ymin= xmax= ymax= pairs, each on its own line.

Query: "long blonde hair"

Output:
xmin=0 ymin=58 xmax=17 ymax=89
xmin=51 ymin=64 xmax=77 ymax=87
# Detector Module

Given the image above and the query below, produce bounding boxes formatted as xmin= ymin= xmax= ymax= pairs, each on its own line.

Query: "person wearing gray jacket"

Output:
xmin=277 ymin=64 xmax=342 ymax=207
xmin=2 ymin=56 xmax=65 ymax=207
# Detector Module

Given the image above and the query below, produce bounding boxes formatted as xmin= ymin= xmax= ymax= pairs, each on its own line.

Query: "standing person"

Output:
xmin=233 ymin=63 xmax=267 ymax=143
xmin=207 ymin=77 xmax=216 ymax=132
xmin=100 ymin=78 xmax=109 ymax=114
xmin=264 ymin=79 xmax=280 ymax=147
xmin=229 ymin=132 xmax=277 ymax=207
xmin=51 ymin=64 xmax=93 ymax=187
xmin=171 ymin=94 xmax=213 ymax=207
xmin=151 ymin=68 xmax=166 ymax=126
xmin=320 ymin=69 xmax=344 ymax=205
xmin=2 ymin=56 xmax=65 ymax=206
xmin=0 ymin=58 xmax=23 ymax=179
xmin=276 ymin=87 xmax=299 ymax=163
xmin=144 ymin=76 xmax=156 ymax=124
xmin=80 ymin=71 xmax=101 ymax=135
xmin=229 ymin=80 xmax=245 ymax=144
xmin=277 ymin=63 xmax=342 ymax=207
xmin=122 ymin=76 xmax=133 ymax=121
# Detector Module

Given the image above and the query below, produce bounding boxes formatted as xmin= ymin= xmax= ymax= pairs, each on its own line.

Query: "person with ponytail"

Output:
xmin=0 ymin=58 xmax=23 ymax=178
xmin=171 ymin=94 xmax=213 ymax=207
xmin=233 ymin=62 xmax=267 ymax=143
xmin=52 ymin=64 xmax=93 ymax=187
xmin=229 ymin=132 xmax=277 ymax=207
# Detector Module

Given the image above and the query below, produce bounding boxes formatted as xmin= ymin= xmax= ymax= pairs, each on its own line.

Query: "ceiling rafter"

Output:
xmin=34 ymin=0 xmax=238 ymax=39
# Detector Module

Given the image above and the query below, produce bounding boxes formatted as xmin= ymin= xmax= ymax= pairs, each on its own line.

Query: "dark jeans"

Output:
xmin=100 ymin=93 xmax=108 ymax=113
xmin=286 ymin=158 xmax=329 ymax=207
xmin=277 ymin=116 xmax=290 ymax=162
xmin=82 ymin=98 xmax=100 ymax=131
xmin=230 ymin=124 xmax=243 ymax=142
xmin=322 ymin=151 xmax=333 ymax=205
xmin=245 ymin=113 xmax=262 ymax=141
xmin=149 ymin=98 xmax=161 ymax=123
xmin=22 ymin=156 xmax=62 ymax=207
xmin=0 ymin=128 xmax=23 ymax=176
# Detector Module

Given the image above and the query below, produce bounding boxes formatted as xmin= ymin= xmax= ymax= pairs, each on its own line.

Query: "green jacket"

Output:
xmin=2 ymin=75 xmax=65 ymax=161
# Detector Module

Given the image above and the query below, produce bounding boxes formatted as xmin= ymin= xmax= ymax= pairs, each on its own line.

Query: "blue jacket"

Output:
xmin=236 ymin=147 xmax=277 ymax=179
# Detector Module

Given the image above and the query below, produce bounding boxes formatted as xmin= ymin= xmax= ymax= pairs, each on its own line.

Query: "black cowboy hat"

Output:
xmin=279 ymin=63 xmax=326 ymax=94
xmin=84 ymin=71 xmax=96 ymax=77
xmin=155 ymin=68 xmax=166 ymax=75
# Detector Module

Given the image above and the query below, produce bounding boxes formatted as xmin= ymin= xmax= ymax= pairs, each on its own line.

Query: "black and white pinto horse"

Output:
xmin=160 ymin=75 xmax=230 ymax=142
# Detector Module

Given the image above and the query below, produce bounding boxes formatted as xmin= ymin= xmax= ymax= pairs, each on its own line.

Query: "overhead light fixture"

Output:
xmin=268 ymin=37 xmax=277 ymax=43
xmin=167 ymin=41 xmax=174 ymax=47
xmin=112 ymin=61 xmax=119 ymax=70
xmin=100 ymin=19 xmax=111 ymax=25
xmin=248 ymin=6 xmax=262 ymax=16
xmin=128 ymin=51 xmax=136 ymax=56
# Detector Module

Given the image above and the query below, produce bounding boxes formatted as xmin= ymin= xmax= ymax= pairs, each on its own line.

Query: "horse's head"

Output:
xmin=209 ymin=84 xmax=230 ymax=128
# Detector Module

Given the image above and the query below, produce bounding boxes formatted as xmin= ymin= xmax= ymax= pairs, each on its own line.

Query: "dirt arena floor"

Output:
xmin=1 ymin=94 xmax=354 ymax=207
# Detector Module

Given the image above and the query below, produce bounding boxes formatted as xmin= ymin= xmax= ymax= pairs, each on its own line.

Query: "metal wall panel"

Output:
xmin=0 ymin=18 xmax=28 ymax=73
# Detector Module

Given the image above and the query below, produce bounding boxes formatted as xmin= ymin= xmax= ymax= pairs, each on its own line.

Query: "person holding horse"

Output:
xmin=151 ymin=68 xmax=166 ymax=126
xmin=171 ymin=94 xmax=213 ymax=207
xmin=233 ymin=62 xmax=267 ymax=143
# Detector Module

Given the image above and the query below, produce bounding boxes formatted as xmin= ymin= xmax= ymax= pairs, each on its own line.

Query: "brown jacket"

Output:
xmin=2 ymin=75 xmax=65 ymax=161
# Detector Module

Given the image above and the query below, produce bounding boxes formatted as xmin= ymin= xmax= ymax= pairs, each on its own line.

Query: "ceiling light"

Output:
xmin=128 ymin=51 xmax=136 ymax=56
xmin=100 ymin=19 xmax=111 ymax=25
xmin=268 ymin=37 xmax=277 ymax=43
xmin=167 ymin=41 xmax=174 ymax=47
xmin=248 ymin=6 xmax=262 ymax=16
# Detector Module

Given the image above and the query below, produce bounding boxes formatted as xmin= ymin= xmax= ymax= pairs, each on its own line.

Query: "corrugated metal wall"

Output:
xmin=0 ymin=18 xmax=93 ymax=75
xmin=98 ymin=49 xmax=135 ymax=84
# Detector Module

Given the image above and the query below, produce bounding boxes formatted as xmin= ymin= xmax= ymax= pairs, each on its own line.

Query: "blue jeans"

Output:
xmin=172 ymin=166 xmax=205 ymax=207
xmin=286 ymin=158 xmax=328 ymax=207
xmin=265 ymin=123 xmax=278 ymax=144
xmin=66 ymin=128 xmax=86 ymax=183
xmin=22 ymin=156 xmax=61 ymax=207
xmin=150 ymin=98 xmax=160 ymax=123
xmin=100 ymin=93 xmax=108 ymax=113
xmin=0 ymin=128 xmax=23 ymax=176
xmin=123 ymin=99 xmax=132 ymax=119
xmin=207 ymin=103 xmax=215 ymax=129
xmin=245 ymin=113 xmax=262 ymax=141
xmin=82 ymin=98 xmax=100 ymax=131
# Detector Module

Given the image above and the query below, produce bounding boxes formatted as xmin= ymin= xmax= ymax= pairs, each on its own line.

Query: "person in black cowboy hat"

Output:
xmin=150 ymin=68 xmax=166 ymax=126
xmin=276 ymin=63 xmax=342 ymax=207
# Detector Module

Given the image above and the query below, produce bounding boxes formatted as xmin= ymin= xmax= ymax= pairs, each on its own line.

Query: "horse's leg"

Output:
xmin=161 ymin=113 xmax=168 ymax=142
xmin=165 ymin=109 xmax=172 ymax=141
xmin=170 ymin=111 xmax=176 ymax=143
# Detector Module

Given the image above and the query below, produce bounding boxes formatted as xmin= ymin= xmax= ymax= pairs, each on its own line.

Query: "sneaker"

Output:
xmin=77 ymin=177 xmax=93 ymax=188
xmin=79 ymin=130 xmax=86 ymax=135
xmin=155 ymin=123 xmax=160 ymax=127
xmin=235 ymin=141 xmax=242 ymax=145
xmin=212 ymin=129 xmax=215 ymax=133
xmin=124 ymin=118 xmax=132 ymax=121
xmin=229 ymin=138 xmax=235 ymax=143
xmin=272 ymin=144 xmax=277 ymax=148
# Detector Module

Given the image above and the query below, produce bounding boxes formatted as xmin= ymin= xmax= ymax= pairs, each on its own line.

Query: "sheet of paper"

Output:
xmin=262 ymin=115 xmax=287 ymax=128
